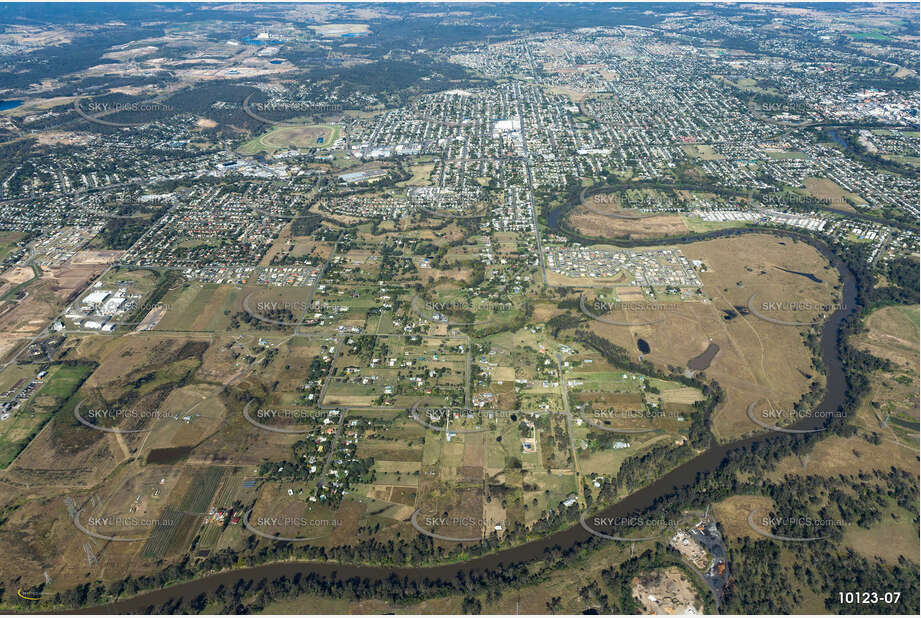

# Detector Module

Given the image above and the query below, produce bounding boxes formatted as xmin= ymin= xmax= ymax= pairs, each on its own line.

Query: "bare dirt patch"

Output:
xmin=568 ymin=206 xmax=689 ymax=239
xmin=802 ymin=177 xmax=861 ymax=212
xmin=631 ymin=566 xmax=704 ymax=614
xmin=1 ymin=266 xmax=35 ymax=285
xmin=854 ymin=304 xmax=919 ymax=372
xmin=712 ymin=494 xmax=775 ymax=539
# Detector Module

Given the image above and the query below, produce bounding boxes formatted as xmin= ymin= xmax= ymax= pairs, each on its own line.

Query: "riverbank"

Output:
xmin=52 ymin=225 xmax=857 ymax=614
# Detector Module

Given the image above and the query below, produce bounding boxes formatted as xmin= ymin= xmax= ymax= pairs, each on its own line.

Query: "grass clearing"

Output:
xmin=238 ymin=124 xmax=341 ymax=155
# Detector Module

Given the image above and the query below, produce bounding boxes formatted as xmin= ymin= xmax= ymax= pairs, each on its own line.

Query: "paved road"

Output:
xmin=513 ymin=81 xmax=547 ymax=286
xmin=465 ymin=338 xmax=472 ymax=408
xmin=315 ymin=409 xmax=347 ymax=489
xmin=555 ymin=353 xmax=584 ymax=504
xmin=294 ymin=232 xmax=343 ymax=337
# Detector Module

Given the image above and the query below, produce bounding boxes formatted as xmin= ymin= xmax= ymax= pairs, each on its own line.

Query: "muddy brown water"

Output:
xmin=145 ymin=446 xmax=193 ymax=465
xmin=687 ymin=343 xmax=719 ymax=370
xmin=72 ymin=236 xmax=856 ymax=614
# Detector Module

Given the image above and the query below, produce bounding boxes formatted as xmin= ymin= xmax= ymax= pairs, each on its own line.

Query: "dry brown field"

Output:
xmin=568 ymin=205 xmax=690 ymax=239
xmin=584 ymin=234 xmax=841 ymax=440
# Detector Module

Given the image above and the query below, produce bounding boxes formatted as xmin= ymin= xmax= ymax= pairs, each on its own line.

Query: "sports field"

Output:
xmin=238 ymin=124 xmax=342 ymax=155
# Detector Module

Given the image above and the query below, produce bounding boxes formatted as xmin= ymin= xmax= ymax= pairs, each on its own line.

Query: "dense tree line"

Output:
xmin=25 ymin=203 xmax=920 ymax=613
xmin=833 ymin=130 xmax=920 ymax=179
xmin=572 ymin=329 xmax=722 ymax=450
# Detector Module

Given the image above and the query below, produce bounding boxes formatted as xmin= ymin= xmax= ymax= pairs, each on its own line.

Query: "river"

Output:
xmin=74 ymin=228 xmax=857 ymax=614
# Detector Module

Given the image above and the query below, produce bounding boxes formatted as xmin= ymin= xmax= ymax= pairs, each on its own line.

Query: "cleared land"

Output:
xmin=238 ymin=124 xmax=341 ymax=155
xmin=568 ymin=204 xmax=690 ymax=239
xmin=584 ymin=234 xmax=841 ymax=440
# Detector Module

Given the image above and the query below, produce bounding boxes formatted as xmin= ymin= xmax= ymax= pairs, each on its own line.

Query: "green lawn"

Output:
xmin=0 ymin=363 xmax=95 ymax=468
xmin=682 ymin=216 xmax=751 ymax=233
